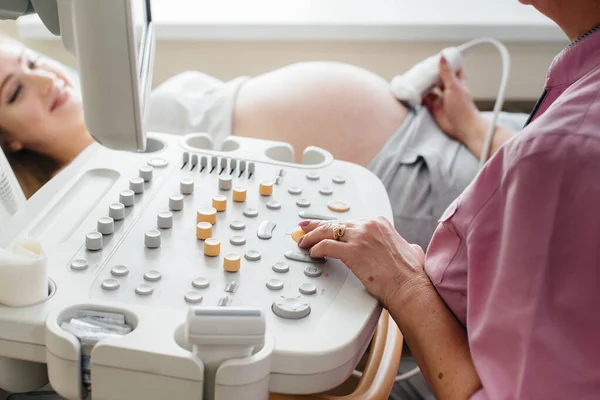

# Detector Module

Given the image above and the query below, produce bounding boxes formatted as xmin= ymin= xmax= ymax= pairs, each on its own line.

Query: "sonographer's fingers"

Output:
xmin=297 ymin=220 xmax=355 ymax=248
xmin=308 ymin=239 xmax=346 ymax=259
xmin=300 ymin=216 xmax=427 ymax=307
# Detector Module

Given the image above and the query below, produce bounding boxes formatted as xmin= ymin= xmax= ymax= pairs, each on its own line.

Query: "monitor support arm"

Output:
xmin=0 ymin=0 xmax=60 ymax=35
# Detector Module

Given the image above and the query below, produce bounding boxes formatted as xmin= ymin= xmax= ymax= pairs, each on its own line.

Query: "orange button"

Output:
xmin=196 ymin=222 xmax=213 ymax=240
xmin=328 ymin=200 xmax=350 ymax=213
xmin=259 ymin=181 xmax=273 ymax=196
xmin=223 ymin=253 xmax=241 ymax=272
xmin=204 ymin=238 xmax=221 ymax=257
xmin=233 ymin=187 xmax=247 ymax=202
xmin=197 ymin=207 xmax=217 ymax=224
xmin=212 ymin=195 xmax=227 ymax=212
xmin=291 ymin=227 xmax=306 ymax=242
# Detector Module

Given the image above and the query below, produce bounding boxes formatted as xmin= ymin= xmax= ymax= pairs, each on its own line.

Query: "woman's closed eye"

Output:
xmin=8 ymin=83 xmax=21 ymax=104
xmin=7 ymin=56 xmax=40 ymax=104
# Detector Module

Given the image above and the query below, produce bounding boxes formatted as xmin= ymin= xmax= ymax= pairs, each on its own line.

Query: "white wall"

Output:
xmin=0 ymin=20 xmax=564 ymax=101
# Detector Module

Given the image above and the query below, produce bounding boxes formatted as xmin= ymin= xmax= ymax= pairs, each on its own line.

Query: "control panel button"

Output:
xmin=233 ymin=187 xmax=247 ymax=202
xmin=129 ymin=177 xmax=144 ymax=194
xmin=266 ymin=201 xmax=281 ymax=210
xmin=119 ymin=190 xmax=135 ymax=207
xmin=196 ymin=222 xmax=213 ymax=240
xmin=257 ymin=220 xmax=276 ymax=240
xmin=230 ymin=220 xmax=246 ymax=230
xmin=212 ymin=195 xmax=227 ymax=212
xmin=306 ymin=172 xmax=320 ymax=181
xmin=272 ymin=296 xmax=311 ymax=320
xmin=272 ymin=262 xmax=289 ymax=273
xmin=144 ymin=270 xmax=162 ymax=282
xmin=296 ymin=199 xmax=311 ymax=208
xmin=192 ymin=277 xmax=210 ymax=289
xmin=111 ymin=265 xmax=129 ymax=277
xmin=135 ymin=284 xmax=154 ymax=296
xmin=230 ymin=236 xmax=246 ymax=246
xmin=144 ymin=230 xmax=161 ymax=248
xmin=266 ymin=279 xmax=284 ymax=291
xmin=180 ymin=179 xmax=194 ymax=195
xmin=197 ymin=207 xmax=217 ymax=224
xmin=169 ymin=194 xmax=184 ymax=211
xmin=328 ymin=200 xmax=350 ymax=212
xmin=291 ymin=227 xmax=306 ymax=242
xmin=332 ymin=176 xmax=346 ymax=184
xmin=259 ymin=181 xmax=274 ymax=196
xmin=219 ymin=175 xmax=233 ymax=191
xmin=319 ymin=187 xmax=333 ymax=196
xmin=85 ymin=232 xmax=103 ymax=251
xmin=243 ymin=208 xmax=259 ymax=218
xmin=97 ymin=217 xmax=114 ymax=235
xmin=101 ymin=279 xmax=120 ymax=291
xmin=109 ymin=203 xmax=125 ymax=221
xmin=298 ymin=211 xmax=337 ymax=221
xmin=285 ymin=251 xmax=326 ymax=264
xmin=218 ymin=295 xmax=230 ymax=307
xmin=70 ymin=259 xmax=89 ymax=271
xmin=225 ymin=281 xmax=239 ymax=293
xmin=303 ymin=266 xmax=323 ymax=278
xmin=148 ymin=157 xmax=168 ymax=168
xmin=299 ymin=283 xmax=317 ymax=295
xmin=139 ymin=166 xmax=153 ymax=182
xmin=204 ymin=238 xmax=221 ymax=257
xmin=224 ymin=253 xmax=241 ymax=272
xmin=244 ymin=250 xmax=262 ymax=261
xmin=185 ymin=292 xmax=204 ymax=304
xmin=157 ymin=212 xmax=173 ymax=229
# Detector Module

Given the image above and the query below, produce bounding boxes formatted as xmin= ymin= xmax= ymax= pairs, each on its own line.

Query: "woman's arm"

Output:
xmin=423 ymin=57 xmax=516 ymax=160
xmin=387 ymin=276 xmax=482 ymax=400
xmin=297 ymin=218 xmax=481 ymax=400
xmin=460 ymin=115 xmax=516 ymax=161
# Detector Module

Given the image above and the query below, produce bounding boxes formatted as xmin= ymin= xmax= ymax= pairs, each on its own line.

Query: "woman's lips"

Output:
xmin=50 ymin=85 xmax=70 ymax=112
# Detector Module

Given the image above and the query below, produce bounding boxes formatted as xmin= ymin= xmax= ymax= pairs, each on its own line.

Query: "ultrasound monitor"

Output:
xmin=60 ymin=0 xmax=155 ymax=151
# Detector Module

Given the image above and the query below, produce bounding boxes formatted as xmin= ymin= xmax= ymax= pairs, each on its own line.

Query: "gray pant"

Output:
xmin=367 ymin=107 xmax=528 ymax=251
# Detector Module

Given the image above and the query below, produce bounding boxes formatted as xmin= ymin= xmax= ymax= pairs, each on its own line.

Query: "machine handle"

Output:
xmin=270 ymin=309 xmax=403 ymax=400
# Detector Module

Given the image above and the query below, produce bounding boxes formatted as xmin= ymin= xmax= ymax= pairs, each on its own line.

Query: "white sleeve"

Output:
xmin=146 ymin=71 xmax=247 ymax=148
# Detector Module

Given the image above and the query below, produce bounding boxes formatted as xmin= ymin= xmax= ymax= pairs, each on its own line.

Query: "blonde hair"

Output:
xmin=0 ymin=34 xmax=63 ymax=198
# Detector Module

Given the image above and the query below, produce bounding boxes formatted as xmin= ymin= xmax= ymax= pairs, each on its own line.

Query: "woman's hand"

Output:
xmin=297 ymin=217 xmax=428 ymax=308
xmin=422 ymin=57 xmax=488 ymax=148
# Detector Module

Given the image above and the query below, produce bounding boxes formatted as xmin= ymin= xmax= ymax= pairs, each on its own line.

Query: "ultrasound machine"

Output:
xmin=0 ymin=1 xmax=404 ymax=399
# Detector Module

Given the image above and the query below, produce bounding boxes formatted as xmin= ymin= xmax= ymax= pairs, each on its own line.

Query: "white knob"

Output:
xmin=109 ymin=203 xmax=125 ymax=221
xmin=86 ymin=232 xmax=103 ymax=251
xmin=145 ymin=230 xmax=161 ymax=248
xmin=129 ymin=177 xmax=144 ymax=194
xmin=139 ymin=166 xmax=153 ymax=182
xmin=180 ymin=179 xmax=194 ymax=195
xmin=97 ymin=217 xmax=115 ymax=235
xmin=120 ymin=190 xmax=135 ymax=207
xmin=219 ymin=175 xmax=233 ymax=191
xmin=157 ymin=212 xmax=173 ymax=229
xmin=169 ymin=194 xmax=184 ymax=211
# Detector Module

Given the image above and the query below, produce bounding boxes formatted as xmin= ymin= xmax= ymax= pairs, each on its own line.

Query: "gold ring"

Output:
xmin=333 ymin=224 xmax=346 ymax=241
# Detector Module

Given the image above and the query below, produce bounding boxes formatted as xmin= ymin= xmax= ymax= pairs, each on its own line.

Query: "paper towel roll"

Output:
xmin=0 ymin=238 xmax=48 ymax=307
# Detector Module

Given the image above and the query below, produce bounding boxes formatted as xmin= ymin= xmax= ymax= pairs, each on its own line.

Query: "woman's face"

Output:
xmin=0 ymin=41 xmax=84 ymax=153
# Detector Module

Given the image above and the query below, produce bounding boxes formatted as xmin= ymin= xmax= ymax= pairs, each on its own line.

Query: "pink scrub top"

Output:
xmin=425 ymin=31 xmax=600 ymax=399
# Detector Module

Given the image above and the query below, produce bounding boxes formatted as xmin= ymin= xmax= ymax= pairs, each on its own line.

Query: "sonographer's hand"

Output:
xmin=296 ymin=217 xmax=428 ymax=308
xmin=422 ymin=56 xmax=488 ymax=147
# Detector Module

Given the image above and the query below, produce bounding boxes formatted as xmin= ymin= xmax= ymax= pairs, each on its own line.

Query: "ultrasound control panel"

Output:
xmin=0 ymin=133 xmax=393 ymax=400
